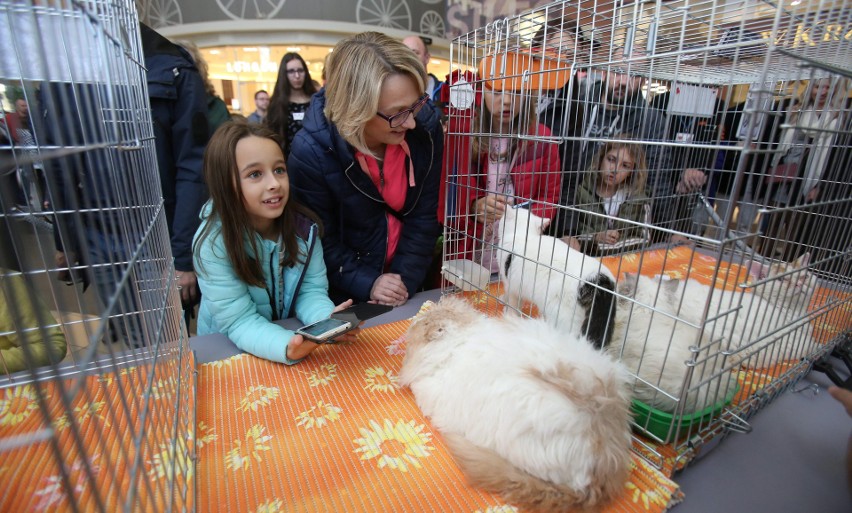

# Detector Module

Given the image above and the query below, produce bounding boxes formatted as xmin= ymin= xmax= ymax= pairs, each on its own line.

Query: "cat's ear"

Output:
xmin=661 ymin=277 xmax=680 ymax=295
xmin=617 ymin=272 xmax=639 ymax=297
xmin=540 ymin=218 xmax=551 ymax=233
xmin=747 ymin=260 xmax=770 ymax=282
xmin=793 ymin=252 xmax=811 ymax=269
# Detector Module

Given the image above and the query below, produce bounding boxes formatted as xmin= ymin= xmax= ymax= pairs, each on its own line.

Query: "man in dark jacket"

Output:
xmin=141 ymin=23 xmax=209 ymax=309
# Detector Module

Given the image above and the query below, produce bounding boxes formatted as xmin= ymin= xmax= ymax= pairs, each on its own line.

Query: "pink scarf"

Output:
xmin=355 ymin=141 xmax=414 ymax=267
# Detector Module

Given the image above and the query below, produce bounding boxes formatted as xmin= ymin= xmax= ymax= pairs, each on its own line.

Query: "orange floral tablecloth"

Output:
xmin=2 ymin=249 xmax=846 ymax=511
xmin=0 ymin=349 xmax=196 ymax=512
xmin=196 ymin=317 xmax=683 ymax=513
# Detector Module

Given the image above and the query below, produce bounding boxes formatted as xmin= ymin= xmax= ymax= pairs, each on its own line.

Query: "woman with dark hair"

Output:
xmin=267 ymin=52 xmax=318 ymax=157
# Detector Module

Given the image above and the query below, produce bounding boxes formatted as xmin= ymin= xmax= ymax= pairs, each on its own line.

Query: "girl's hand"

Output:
xmin=595 ymin=230 xmax=619 ymax=244
xmin=473 ymin=194 xmax=511 ymax=221
xmin=370 ymin=274 xmax=408 ymax=306
xmin=560 ymin=236 xmax=581 ymax=251
xmin=286 ymin=334 xmax=320 ymax=361
xmin=332 ymin=299 xmax=354 ymax=313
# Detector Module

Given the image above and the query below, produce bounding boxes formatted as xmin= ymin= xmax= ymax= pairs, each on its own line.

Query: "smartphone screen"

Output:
xmin=296 ymin=318 xmax=352 ymax=342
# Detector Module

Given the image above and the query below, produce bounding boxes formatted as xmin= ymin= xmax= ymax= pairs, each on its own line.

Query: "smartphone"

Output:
xmin=295 ymin=318 xmax=353 ymax=343
xmin=331 ymin=303 xmax=393 ymax=323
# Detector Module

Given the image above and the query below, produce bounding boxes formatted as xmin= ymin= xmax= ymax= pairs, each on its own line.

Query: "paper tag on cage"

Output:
xmin=669 ymin=83 xmax=716 ymax=117
xmin=675 ymin=132 xmax=694 ymax=142
xmin=449 ymin=77 xmax=476 ymax=110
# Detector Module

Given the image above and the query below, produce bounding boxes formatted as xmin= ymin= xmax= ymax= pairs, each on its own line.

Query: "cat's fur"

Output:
xmin=608 ymin=273 xmax=738 ymax=413
xmin=656 ymin=253 xmax=816 ymax=368
xmin=497 ymin=207 xmax=617 ymax=349
xmin=400 ymin=296 xmax=632 ymax=513
xmin=607 ymin=253 xmax=816 ymax=413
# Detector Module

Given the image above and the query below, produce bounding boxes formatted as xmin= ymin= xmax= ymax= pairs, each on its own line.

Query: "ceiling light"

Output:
xmin=243 ymin=47 xmax=258 ymax=52
xmin=287 ymin=47 xmax=301 ymax=52
xmin=208 ymin=49 xmax=220 ymax=55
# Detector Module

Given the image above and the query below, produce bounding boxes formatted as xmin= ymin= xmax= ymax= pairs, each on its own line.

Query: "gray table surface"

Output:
xmin=189 ymin=288 xmax=851 ymax=512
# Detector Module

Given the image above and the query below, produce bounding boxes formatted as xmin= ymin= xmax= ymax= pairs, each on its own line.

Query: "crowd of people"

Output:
xmin=2 ymin=20 xmax=850 ymax=371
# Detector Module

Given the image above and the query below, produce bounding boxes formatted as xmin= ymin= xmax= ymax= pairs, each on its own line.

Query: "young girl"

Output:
xmin=441 ymin=77 xmax=562 ymax=273
xmin=193 ymin=122 xmax=353 ymax=364
xmin=564 ymin=139 xmax=651 ymax=255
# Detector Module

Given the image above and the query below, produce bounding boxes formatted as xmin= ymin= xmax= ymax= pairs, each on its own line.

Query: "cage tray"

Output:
xmin=631 ymin=386 xmax=738 ymax=441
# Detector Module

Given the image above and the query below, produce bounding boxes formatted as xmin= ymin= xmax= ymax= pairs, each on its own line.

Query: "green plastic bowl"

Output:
xmin=631 ymin=386 xmax=739 ymax=441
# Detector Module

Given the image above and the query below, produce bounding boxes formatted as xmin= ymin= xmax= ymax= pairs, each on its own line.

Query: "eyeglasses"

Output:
xmin=286 ymin=68 xmax=305 ymax=76
xmin=376 ymin=94 xmax=429 ymax=128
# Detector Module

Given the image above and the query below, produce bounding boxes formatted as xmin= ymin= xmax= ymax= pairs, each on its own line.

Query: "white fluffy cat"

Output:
xmin=497 ymin=207 xmax=618 ymax=349
xmin=399 ymin=296 xmax=633 ymax=513
xmin=608 ymin=253 xmax=816 ymax=414
xmin=658 ymin=253 xmax=817 ymax=368
xmin=608 ymin=273 xmax=739 ymax=414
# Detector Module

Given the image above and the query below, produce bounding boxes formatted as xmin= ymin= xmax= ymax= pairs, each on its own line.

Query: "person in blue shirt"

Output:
xmin=193 ymin=122 xmax=354 ymax=364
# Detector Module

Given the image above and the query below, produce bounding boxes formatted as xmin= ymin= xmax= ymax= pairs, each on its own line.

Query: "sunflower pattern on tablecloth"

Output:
xmin=0 ymin=352 xmax=196 ymax=512
xmin=196 ymin=308 xmax=684 ymax=513
xmin=295 ymin=400 xmax=343 ymax=429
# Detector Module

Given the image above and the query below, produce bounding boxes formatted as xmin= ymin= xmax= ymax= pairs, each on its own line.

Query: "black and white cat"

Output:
xmin=497 ymin=207 xmax=617 ymax=349
xmin=400 ymin=296 xmax=633 ymax=512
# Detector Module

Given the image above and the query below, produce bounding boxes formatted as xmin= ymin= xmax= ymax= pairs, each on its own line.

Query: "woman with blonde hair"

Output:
xmin=287 ymin=32 xmax=443 ymax=306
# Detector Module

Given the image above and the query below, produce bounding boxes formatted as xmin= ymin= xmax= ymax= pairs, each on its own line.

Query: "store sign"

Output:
xmin=765 ymin=16 xmax=852 ymax=48
xmin=225 ymin=61 xmax=278 ymax=73
xmin=446 ymin=0 xmax=549 ymax=39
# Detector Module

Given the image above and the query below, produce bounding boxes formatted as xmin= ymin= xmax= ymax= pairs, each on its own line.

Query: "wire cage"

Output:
xmin=0 ymin=1 xmax=194 ymax=510
xmin=441 ymin=0 xmax=852 ymax=469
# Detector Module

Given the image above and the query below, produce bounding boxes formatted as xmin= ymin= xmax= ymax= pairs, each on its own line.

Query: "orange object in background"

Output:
xmin=478 ymin=50 xmax=572 ymax=91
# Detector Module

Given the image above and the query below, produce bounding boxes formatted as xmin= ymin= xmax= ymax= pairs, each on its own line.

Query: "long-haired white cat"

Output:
xmin=399 ymin=296 xmax=632 ymax=513
xmin=609 ymin=273 xmax=738 ymax=414
xmin=497 ymin=207 xmax=617 ymax=349
xmin=608 ymin=253 xmax=816 ymax=414
xmin=658 ymin=253 xmax=816 ymax=368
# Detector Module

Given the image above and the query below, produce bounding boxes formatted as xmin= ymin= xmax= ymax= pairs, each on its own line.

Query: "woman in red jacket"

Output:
xmin=441 ymin=76 xmax=562 ymax=274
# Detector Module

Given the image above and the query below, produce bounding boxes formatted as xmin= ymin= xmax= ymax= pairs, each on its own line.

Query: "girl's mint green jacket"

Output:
xmin=194 ymin=201 xmax=335 ymax=363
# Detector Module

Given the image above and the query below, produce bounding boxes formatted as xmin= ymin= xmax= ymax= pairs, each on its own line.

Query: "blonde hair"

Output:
xmin=588 ymin=139 xmax=648 ymax=195
xmin=786 ymin=76 xmax=851 ymax=125
xmin=324 ymin=32 xmax=426 ymax=157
